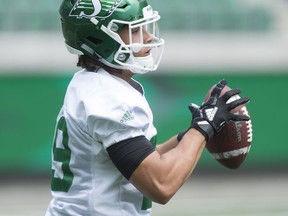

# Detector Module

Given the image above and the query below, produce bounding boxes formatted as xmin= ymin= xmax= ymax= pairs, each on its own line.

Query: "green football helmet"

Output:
xmin=59 ymin=0 xmax=164 ymax=74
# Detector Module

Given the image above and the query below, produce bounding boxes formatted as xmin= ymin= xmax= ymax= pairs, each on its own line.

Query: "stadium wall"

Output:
xmin=0 ymin=70 xmax=287 ymax=175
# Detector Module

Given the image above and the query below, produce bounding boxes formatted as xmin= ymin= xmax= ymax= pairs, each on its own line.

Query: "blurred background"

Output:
xmin=0 ymin=0 xmax=287 ymax=215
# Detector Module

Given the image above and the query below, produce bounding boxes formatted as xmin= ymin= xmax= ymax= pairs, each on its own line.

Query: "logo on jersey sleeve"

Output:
xmin=70 ymin=0 xmax=123 ymax=19
xmin=120 ymin=110 xmax=135 ymax=123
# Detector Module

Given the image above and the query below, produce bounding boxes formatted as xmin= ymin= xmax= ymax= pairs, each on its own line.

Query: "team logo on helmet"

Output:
xmin=70 ymin=0 xmax=123 ymax=19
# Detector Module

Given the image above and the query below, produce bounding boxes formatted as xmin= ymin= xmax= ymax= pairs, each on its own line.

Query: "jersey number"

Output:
xmin=51 ymin=116 xmax=74 ymax=192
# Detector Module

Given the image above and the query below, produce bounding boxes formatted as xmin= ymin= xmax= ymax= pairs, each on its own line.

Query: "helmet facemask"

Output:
xmin=106 ymin=5 xmax=164 ymax=74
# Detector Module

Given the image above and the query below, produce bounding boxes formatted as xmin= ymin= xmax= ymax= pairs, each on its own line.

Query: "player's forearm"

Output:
xmin=157 ymin=129 xmax=206 ymax=196
xmin=178 ymin=129 xmax=206 ymax=178
xmin=155 ymin=135 xmax=179 ymax=154
xmin=130 ymin=129 xmax=206 ymax=204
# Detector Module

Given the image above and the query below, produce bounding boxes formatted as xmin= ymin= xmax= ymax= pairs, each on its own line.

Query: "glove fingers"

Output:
xmin=217 ymin=79 xmax=227 ymax=88
xmin=228 ymin=96 xmax=250 ymax=111
xmin=221 ymin=88 xmax=241 ymax=102
xmin=210 ymin=79 xmax=227 ymax=98
xmin=228 ymin=113 xmax=250 ymax=121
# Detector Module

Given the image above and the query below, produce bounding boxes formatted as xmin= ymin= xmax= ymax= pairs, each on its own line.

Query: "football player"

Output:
xmin=45 ymin=0 xmax=250 ymax=215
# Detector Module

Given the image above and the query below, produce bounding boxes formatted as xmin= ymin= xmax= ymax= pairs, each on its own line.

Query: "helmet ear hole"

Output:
xmin=118 ymin=3 xmax=129 ymax=9
xmin=87 ymin=37 xmax=103 ymax=46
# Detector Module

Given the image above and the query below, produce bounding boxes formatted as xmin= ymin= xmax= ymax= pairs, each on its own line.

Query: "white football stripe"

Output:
xmin=210 ymin=146 xmax=251 ymax=160
xmin=241 ymin=106 xmax=253 ymax=143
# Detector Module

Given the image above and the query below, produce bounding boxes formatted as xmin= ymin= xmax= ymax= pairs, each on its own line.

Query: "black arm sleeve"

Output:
xmin=106 ymin=135 xmax=156 ymax=180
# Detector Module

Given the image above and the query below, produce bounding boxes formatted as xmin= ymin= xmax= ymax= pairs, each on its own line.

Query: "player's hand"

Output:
xmin=190 ymin=79 xmax=250 ymax=141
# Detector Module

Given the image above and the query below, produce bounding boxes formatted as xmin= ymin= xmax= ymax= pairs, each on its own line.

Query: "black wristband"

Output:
xmin=177 ymin=128 xmax=190 ymax=142
xmin=191 ymin=121 xmax=214 ymax=141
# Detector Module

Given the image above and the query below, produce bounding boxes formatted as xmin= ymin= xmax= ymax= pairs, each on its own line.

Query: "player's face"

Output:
xmin=119 ymin=25 xmax=154 ymax=57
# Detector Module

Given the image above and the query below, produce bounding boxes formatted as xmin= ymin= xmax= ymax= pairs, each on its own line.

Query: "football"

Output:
xmin=203 ymin=85 xmax=253 ymax=169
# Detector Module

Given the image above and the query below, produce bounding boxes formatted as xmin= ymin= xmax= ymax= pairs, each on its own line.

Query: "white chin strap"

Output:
xmin=129 ymin=54 xmax=155 ymax=74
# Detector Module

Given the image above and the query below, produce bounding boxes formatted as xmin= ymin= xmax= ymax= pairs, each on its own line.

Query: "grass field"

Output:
xmin=0 ymin=173 xmax=287 ymax=216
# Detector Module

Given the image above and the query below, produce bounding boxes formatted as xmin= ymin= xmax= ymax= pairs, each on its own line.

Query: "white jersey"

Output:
xmin=45 ymin=68 xmax=157 ymax=216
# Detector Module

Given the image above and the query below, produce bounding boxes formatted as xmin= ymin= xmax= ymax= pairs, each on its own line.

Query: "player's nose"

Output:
xmin=143 ymin=28 xmax=154 ymax=44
